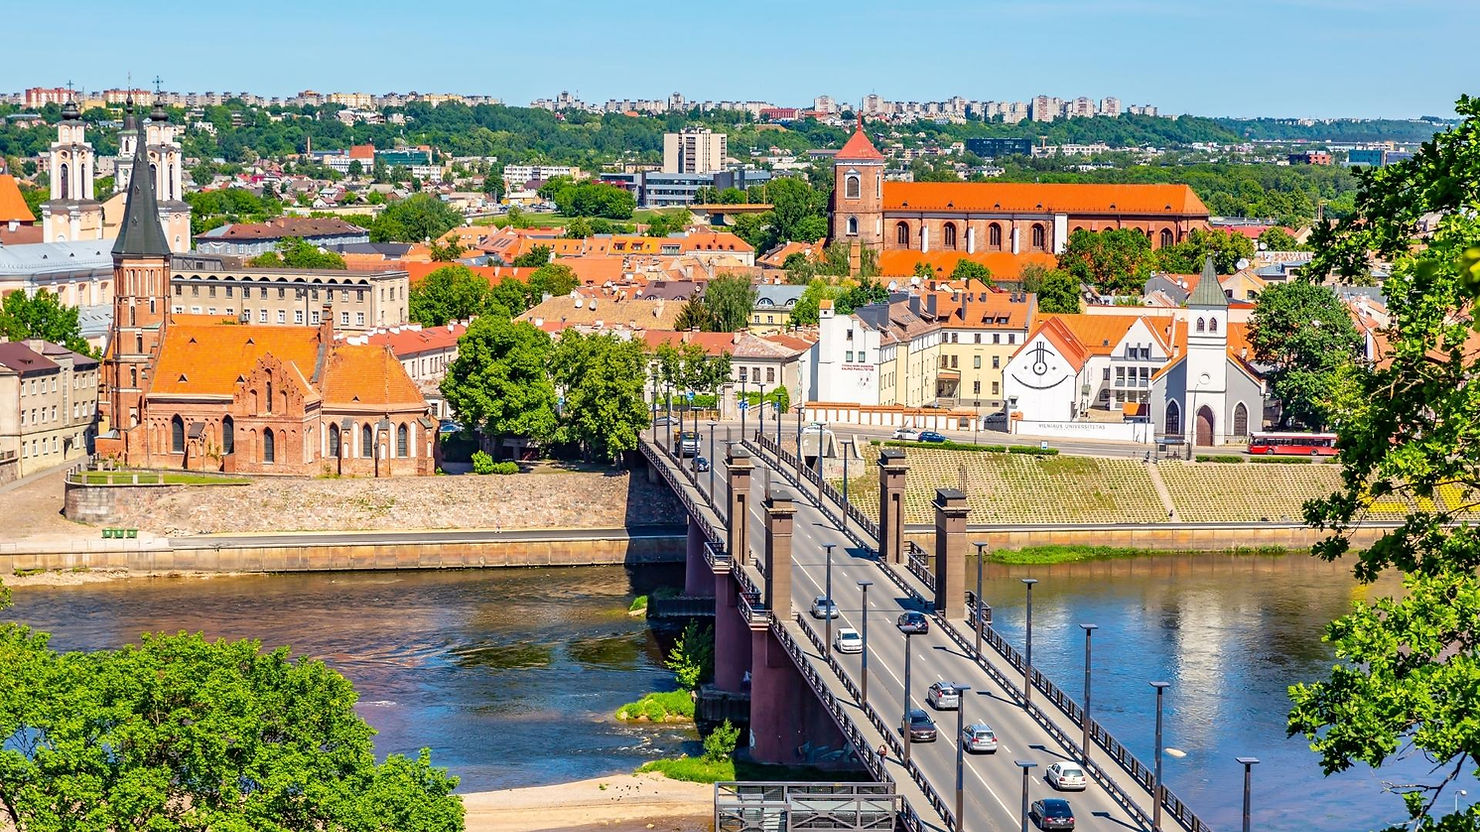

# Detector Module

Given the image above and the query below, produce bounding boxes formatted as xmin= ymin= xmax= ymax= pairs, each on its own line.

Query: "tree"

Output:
xmin=643 ymin=209 xmax=688 ymax=237
xmin=409 ymin=265 xmax=498 ymax=326
xmin=1056 ymin=228 xmax=1153 ymax=293
xmin=835 ymin=279 xmax=889 ymax=315
xmin=674 ymin=298 xmax=717 ymax=332
xmin=440 ymin=317 xmax=558 ymax=447
xmin=480 ymin=171 xmax=505 ymax=200
xmin=347 ymin=159 xmax=363 ymax=177
xmin=1021 ymin=264 xmax=1082 ymax=314
xmin=1257 ymin=226 xmax=1304 ymax=252
xmin=766 ymin=177 xmax=828 ymax=245
xmin=701 ymin=274 xmax=758 ymax=332
xmin=950 ymin=258 xmax=994 ymax=286
xmin=0 ymin=290 xmax=92 ymax=355
xmin=913 ymin=261 xmax=935 ymax=279
xmin=369 ymin=193 xmax=461 ymax=243
xmin=1248 ymin=281 xmax=1363 ymax=430
xmin=1152 ymin=227 xmax=1255 ymax=275
xmin=552 ymin=332 xmax=650 ymax=463
xmin=666 ymin=620 xmax=714 ymax=690
xmin=429 ymin=236 xmax=467 ymax=262
xmin=0 ymin=630 xmax=463 ymax=831
xmin=789 ymin=279 xmax=842 ymax=327
xmin=527 ymin=263 xmax=578 ymax=301
xmin=247 ymin=237 xmax=347 ymax=270
xmin=1287 ymin=95 xmax=1480 ymax=830
xmin=550 ymin=182 xmax=636 ymax=219
xmin=511 ymin=244 xmax=552 ymax=267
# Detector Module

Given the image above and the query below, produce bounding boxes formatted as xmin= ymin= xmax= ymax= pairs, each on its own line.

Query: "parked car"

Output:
xmin=892 ymin=428 xmax=920 ymax=441
xmin=695 ymin=456 xmax=711 ymax=472
xmin=438 ymin=419 xmax=463 ymax=435
xmin=896 ymin=611 xmax=929 ymax=634
xmin=961 ymin=721 xmax=999 ymax=753
xmin=810 ymin=596 xmax=839 ymax=619
xmin=984 ymin=412 xmax=1008 ymax=426
xmin=1029 ymin=798 xmax=1075 ymax=830
xmin=917 ymin=431 xmax=948 ymax=443
xmin=834 ymin=627 xmax=863 ymax=654
xmin=927 ymin=682 xmax=962 ymax=710
xmin=900 ymin=708 xmax=938 ymax=742
xmin=1045 ymin=762 xmax=1087 ymax=791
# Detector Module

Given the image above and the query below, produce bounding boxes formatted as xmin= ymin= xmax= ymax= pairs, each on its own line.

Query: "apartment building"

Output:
xmin=816 ymin=296 xmax=943 ymax=409
xmin=0 ymin=340 xmax=98 ymax=480
xmin=927 ymin=283 xmax=1036 ymax=411
xmin=663 ymin=128 xmax=727 ymax=175
xmin=170 ymin=253 xmax=409 ymax=331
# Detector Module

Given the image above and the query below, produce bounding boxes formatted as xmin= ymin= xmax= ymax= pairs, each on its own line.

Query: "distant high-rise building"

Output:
xmin=1099 ymin=97 xmax=1121 ymax=117
xmin=813 ymin=95 xmax=838 ymax=114
xmin=663 ymin=128 xmax=727 ymax=175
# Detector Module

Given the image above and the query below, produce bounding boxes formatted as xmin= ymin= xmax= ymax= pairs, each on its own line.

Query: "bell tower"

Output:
xmin=1185 ymin=255 xmax=1229 ymax=447
xmin=116 ymin=84 xmax=191 ymax=252
xmin=40 ymin=95 xmax=104 ymax=243
xmin=830 ymin=115 xmax=885 ymax=260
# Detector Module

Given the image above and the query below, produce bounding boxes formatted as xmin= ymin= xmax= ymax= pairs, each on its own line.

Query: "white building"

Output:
xmin=501 ymin=164 xmax=581 ymax=190
xmin=663 ymin=129 xmax=727 ymax=175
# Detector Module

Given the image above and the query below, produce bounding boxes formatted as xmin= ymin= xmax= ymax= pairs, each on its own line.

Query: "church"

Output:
xmin=94 ymin=112 xmax=435 ymax=476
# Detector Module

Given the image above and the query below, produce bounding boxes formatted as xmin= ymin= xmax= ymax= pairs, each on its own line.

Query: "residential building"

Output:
xmin=0 ymin=173 xmax=42 ymax=245
xmin=926 ymin=281 xmax=1036 ymax=411
xmin=518 ymin=292 xmax=686 ymax=335
xmin=0 ymin=340 xmax=98 ymax=480
xmin=964 ymin=138 xmax=1033 ymax=159
xmin=1287 ymin=151 xmax=1333 ymax=166
xmin=169 ymin=253 xmax=409 ymax=331
xmin=355 ymin=322 xmax=468 ymax=419
xmin=816 ymin=296 xmax=944 ymax=408
xmin=194 ymin=217 xmax=370 ymax=257
xmin=664 ymin=128 xmax=727 ymax=175
xmin=643 ymin=330 xmax=818 ymax=410
xmin=502 ymin=164 xmax=582 ymax=191
xmin=749 ymin=284 xmax=806 ymax=333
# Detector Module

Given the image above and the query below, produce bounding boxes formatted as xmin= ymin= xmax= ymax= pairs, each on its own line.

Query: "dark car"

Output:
xmin=695 ymin=456 xmax=711 ymax=472
xmin=900 ymin=708 xmax=938 ymax=742
xmin=1029 ymin=798 xmax=1075 ymax=830
xmin=896 ymin=611 xmax=929 ymax=634
xmin=917 ymin=431 xmax=947 ymax=443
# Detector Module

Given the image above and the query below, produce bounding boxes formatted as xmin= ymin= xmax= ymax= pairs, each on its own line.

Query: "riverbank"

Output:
xmin=461 ymin=773 xmax=710 ymax=832
xmin=986 ymin=543 xmax=1298 ymax=565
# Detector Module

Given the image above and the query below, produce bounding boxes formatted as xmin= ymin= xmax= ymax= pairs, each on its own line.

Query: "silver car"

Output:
xmin=810 ymin=596 xmax=839 ymax=619
xmin=962 ymin=722 xmax=998 ymax=753
xmin=927 ymin=681 xmax=962 ymax=710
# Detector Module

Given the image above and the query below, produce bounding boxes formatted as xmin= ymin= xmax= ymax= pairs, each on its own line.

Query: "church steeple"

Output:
xmin=112 ymin=119 xmax=170 ymax=259
xmin=1188 ymin=255 xmax=1228 ymax=309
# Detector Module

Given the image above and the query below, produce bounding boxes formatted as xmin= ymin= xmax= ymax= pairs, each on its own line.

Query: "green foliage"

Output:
xmin=725 ymin=176 xmax=828 ymax=253
xmin=635 ymin=755 xmax=735 ymax=784
xmin=643 ymin=209 xmax=689 ymax=237
xmin=1288 ymin=95 xmax=1480 ymax=828
xmin=666 ymin=620 xmax=714 ymax=691
xmin=835 ymin=279 xmax=890 ymax=315
xmin=789 ymin=279 xmax=841 ymax=327
xmin=512 ymin=244 xmax=552 ymax=267
xmin=949 ymin=258 xmax=993 ymax=285
xmin=552 ymin=332 xmax=651 ymax=462
xmin=1195 ymin=454 xmax=1245 ymax=463
xmin=0 ymin=629 xmax=463 ymax=831
xmin=471 ymin=450 xmax=495 ymax=474
xmin=703 ymin=720 xmax=741 ymax=763
xmin=615 ymin=690 xmax=694 ymax=722
xmin=1057 ymin=228 xmax=1153 ymax=293
xmin=0 ymin=289 xmax=92 ymax=356
xmin=1007 ymin=445 xmax=1060 ymax=456
xmin=409 ymin=265 xmax=501 ymax=326
xmin=1248 ymin=280 xmax=1364 ymax=430
xmin=370 ymin=193 xmax=462 ymax=243
xmin=441 ymin=317 xmax=559 ymax=445
xmin=1257 ymin=226 xmax=1305 ymax=252
xmin=489 ymin=461 xmax=519 ymax=474
xmin=183 ymin=187 xmax=284 ymax=235
xmin=429 ymin=237 xmax=467 ymax=262
xmin=1021 ymin=263 xmax=1083 ymax=314
xmin=550 ymin=181 xmax=636 ymax=219
xmin=628 ymin=594 xmax=648 ymax=612
xmin=701 ymin=274 xmax=759 ymax=332
xmin=247 ymin=236 xmax=347 ymax=270
xmin=1153 ymin=227 xmax=1256 ymax=275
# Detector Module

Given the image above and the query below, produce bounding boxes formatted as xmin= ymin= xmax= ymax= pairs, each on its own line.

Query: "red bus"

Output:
xmin=1247 ymin=432 xmax=1338 ymax=456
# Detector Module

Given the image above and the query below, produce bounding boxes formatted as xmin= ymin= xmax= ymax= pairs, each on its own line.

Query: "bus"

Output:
xmin=1247 ymin=432 xmax=1338 ymax=456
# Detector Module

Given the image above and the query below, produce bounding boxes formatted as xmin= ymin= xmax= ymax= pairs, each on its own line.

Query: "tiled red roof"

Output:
xmin=836 ymin=124 xmax=885 ymax=162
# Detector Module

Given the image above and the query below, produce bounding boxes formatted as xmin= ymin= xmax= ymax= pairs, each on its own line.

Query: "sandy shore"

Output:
xmin=462 ymin=773 xmax=712 ymax=832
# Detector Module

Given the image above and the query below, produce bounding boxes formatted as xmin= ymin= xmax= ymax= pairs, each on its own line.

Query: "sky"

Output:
xmin=4 ymin=0 xmax=1472 ymax=119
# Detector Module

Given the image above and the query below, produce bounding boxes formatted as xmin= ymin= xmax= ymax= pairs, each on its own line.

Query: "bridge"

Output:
xmin=639 ymin=430 xmax=1214 ymax=832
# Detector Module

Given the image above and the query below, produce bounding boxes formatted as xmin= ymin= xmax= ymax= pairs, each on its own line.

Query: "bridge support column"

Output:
xmin=727 ymin=446 xmax=753 ymax=565
xmin=933 ymin=488 xmax=969 ymax=618
xmin=714 ymin=572 xmax=751 ymax=693
xmin=684 ymin=517 xmax=713 ymax=597
xmin=764 ymin=490 xmax=796 ymax=621
xmin=749 ymin=628 xmax=850 ymax=767
xmin=878 ymin=448 xmax=908 ymax=564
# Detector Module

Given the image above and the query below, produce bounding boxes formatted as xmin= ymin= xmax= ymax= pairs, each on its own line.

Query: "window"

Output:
xmin=259 ymin=309 xmax=268 ymax=322
xmin=973 ymin=356 xmax=981 ymax=369
xmin=845 ymin=174 xmax=860 ymax=199
xmin=329 ymin=424 xmax=341 ymax=457
xmin=263 ymin=430 xmax=275 ymax=463
xmin=1031 ymin=224 xmax=1046 ymax=250
xmin=739 ymin=366 xmax=748 ymax=382
xmin=766 ymin=367 xmax=775 ymax=383
xmin=972 ymin=381 xmax=981 ymax=395
xmin=896 ymin=222 xmax=909 ymax=246
xmin=226 ymin=286 xmax=234 ymax=297
xmin=361 ymin=424 xmax=373 ymax=458
xmin=190 ymin=305 xmax=201 ymax=314
xmin=277 ymin=287 xmax=286 ymax=299
xmin=209 ymin=286 xmax=217 ymax=298
xmin=356 ymin=312 xmax=365 ymax=326
xmin=1233 ymin=402 xmax=1249 ymax=437
xmin=974 ymin=333 xmax=981 ymax=344
xmin=943 ymin=223 xmax=957 ymax=249
xmin=989 ymin=224 xmax=1002 ymax=249
xmin=294 ymin=310 xmax=304 ymax=324
xmin=1008 ymin=334 xmax=1015 ymax=344
xmin=1160 ymin=228 xmax=1174 ymax=248
xmin=174 ymin=284 xmax=182 ymax=296
xmin=992 ymin=333 xmax=1000 ymax=344
xmin=1209 ymin=317 xmax=1219 ymax=333
xmin=846 ymin=217 xmax=858 ymax=236
xmin=277 ymin=310 xmax=286 ymax=323
xmin=396 ymin=424 xmax=408 ymax=457
xmin=1196 ymin=318 xmax=1205 ymax=333
xmin=992 ymin=355 xmax=1000 ymax=369
xmin=311 ymin=311 xmax=320 ymax=325
xmin=171 ymin=415 xmax=185 ymax=453
xmin=950 ymin=356 xmax=959 ymax=369
xmin=222 ymin=416 xmax=235 ymax=455
xmin=191 ymin=285 xmax=199 ymax=297
xmin=340 ymin=311 xmax=350 ymax=326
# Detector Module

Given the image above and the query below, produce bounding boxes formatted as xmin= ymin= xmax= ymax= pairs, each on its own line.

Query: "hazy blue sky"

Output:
xmin=5 ymin=0 xmax=1470 ymax=118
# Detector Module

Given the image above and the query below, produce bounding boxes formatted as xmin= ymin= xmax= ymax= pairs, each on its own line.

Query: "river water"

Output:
xmin=0 ymin=555 xmax=1449 ymax=831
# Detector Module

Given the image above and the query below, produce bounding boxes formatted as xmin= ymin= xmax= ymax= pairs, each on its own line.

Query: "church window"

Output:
xmin=263 ymin=430 xmax=276 ymax=464
xmin=846 ymin=217 xmax=858 ymax=236
xmin=1166 ymin=400 xmax=1182 ymax=437
xmin=944 ymin=223 xmax=958 ymax=249
xmin=876 ymin=177 xmax=881 ymax=199
xmin=362 ymin=425 xmax=373 ymax=458
xmin=1233 ymin=402 xmax=1249 ymax=438
xmin=329 ymin=424 xmax=341 ymax=457
xmin=1160 ymin=228 xmax=1174 ymax=248
xmin=845 ymin=174 xmax=861 ymax=200
xmin=266 ymin=378 xmax=274 ymax=413
xmin=1031 ymin=224 xmax=1046 ymax=250
xmin=170 ymin=415 xmax=185 ymax=454
xmin=59 ymin=164 xmax=69 ymax=198
xmin=223 ymin=416 xmax=235 ymax=455
xmin=896 ymin=222 xmax=909 ymax=246
xmin=1209 ymin=317 xmax=1218 ymax=333
xmin=397 ymin=424 xmax=409 ymax=457
xmin=1196 ymin=318 xmax=1205 ymax=333
xmin=988 ymin=224 xmax=1003 ymax=249
xmin=129 ymin=305 xmax=136 ymax=326
xmin=135 ymin=335 xmax=143 ymax=354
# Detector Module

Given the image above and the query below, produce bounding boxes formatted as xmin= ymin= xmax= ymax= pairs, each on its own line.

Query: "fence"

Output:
xmin=904 ymin=542 xmax=935 ymax=594
xmin=640 ymin=438 xmax=724 ymax=546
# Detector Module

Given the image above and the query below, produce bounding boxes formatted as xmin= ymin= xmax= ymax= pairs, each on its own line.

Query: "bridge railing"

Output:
xmin=904 ymin=542 xmax=935 ymax=594
xmin=747 ymin=436 xmax=878 ymax=551
xmin=704 ymin=539 xmax=730 ymax=572
xmin=738 ymin=590 xmax=770 ymax=626
xmin=640 ymin=439 xmax=724 ymax=544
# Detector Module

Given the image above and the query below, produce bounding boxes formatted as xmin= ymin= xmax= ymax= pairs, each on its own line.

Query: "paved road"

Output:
xmin=667 ymin=440 xmax=1155 ymax=832
xmin=174 ymin=525 xmax=686 ymax=550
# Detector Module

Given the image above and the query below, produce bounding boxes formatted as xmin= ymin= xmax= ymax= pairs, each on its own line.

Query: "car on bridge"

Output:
xmin=810 ymin=596 xmax=839 ymax=619
xmin=1029 ymin=798 xmax=1076 ymax=830
xmin=896 ymin=611 xmax=929 ymax=634
xmin=834 ymin=627 xmax=862 ymax=654
xmin=892 ymin=428 xmax=921 ymax=441
xmin=695 ymin=456 xmax=711 ymax=472
xmin=1045 ymin=762 xmax=1087 ymax=791
xmin=926 ymin=682 xmax=962 ymax=709
xmin=961 ymin=721 xmax=998 ymax=753
xmin=676 ymin=431 xmax=700 ymax=457
xmin=900 ymin=708 xmax=938 ymax=743
xmin=917 ymin=431 xmax=948 ymax=443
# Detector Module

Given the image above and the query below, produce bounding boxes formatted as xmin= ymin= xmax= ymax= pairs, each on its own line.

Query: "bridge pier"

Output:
xmin=933 ymin=488 xmax=969 ymax=619
xmin=684 ymin=517 xmax=713 ymax=597
xmin=878 ymin=448 xmax=908 ymax=564
xmin=764 ymin=489 xmax=796 ymax=622
xmin=714 ymin=445 xmax=755 ymax=693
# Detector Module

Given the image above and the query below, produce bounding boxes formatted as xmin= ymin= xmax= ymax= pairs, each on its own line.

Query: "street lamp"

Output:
xmin=842 ymin=439 xmax=854 ymax=535
xmin=740 ymin=377 xmax=748 ymax=439
xmin=707 ymin=420 xmax=717 ymax=498
xmin=1021 ymin=578 xmax=1038 ymax=706
xmin=954 ymin=684 xmax=973 ymax=832
xmin=756 ymin=383 xmax=766 ymax=442
xmin=1080 ymin=623 xmax=1098 ymax=765
xmin=795 ymin=403 xmax=805 ymax=471
xmin=903 ymin=630 xmax=916 ymax=763
xmin=816 ymin=419 xmax=827 ymax=486
xmin=972 ymin=542 xmax=987 ymax=658
xmin=774 ymin=393 xmax=782 ymax=450
xmin=858 ymin=579 xmax=873 ymax=705
xmin=1150 ymin=681 xmax=1170 ymax=832
xmin=824 ymin=543 xmax=835 ymax=658
xmin=1457 ymin=789 xmax=1469 ymax=816
xmin=650 ymin=399 xmax=657 ymax=445
xmin=1236 ymin=756 xmax=1259 ymax=832
xmin=1014 ymin=760 xmax=1038 ymax=832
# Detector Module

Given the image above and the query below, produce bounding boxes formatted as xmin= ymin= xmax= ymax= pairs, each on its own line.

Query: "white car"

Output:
xmin=1045 ymin=761 xmax=1087 ymax=791
xmin=892 ymin=428 xmax=920 ymax=441
xmin=810 ymin=595 xmax=839 ymax=619
xmin=834 ymin=627 xmax=862 ymax=654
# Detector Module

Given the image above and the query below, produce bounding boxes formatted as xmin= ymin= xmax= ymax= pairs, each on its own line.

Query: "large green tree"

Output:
xmin=550 ymin=182 xmax=636 ymax=219
xmin=441 ymin=317 xmax=558 ymax=446
xmin=369 ymin=193 xmax=462 ymax=243
xmin=0 ymin=289 xmax=92 ymax=355
xmin=1248 ymin=280 xmax=1363 ymax=430
xmin=247 ymin=236 xmax=347 ymax=270
xmin=553 ymin=332 xmax=650 ymax=462
xmin=409 ymin=265 xmax=500 ymax=326
xmin=1289 ymin=95 xmax=1480 ymax=830
xmin=700 ymin=274 xmax=758 ymax=332
xmin=1056 ymin=228 xmax=1153 ymax=293
xmin=1021 ymin=263 xmax=1082 ymax=314
xmin=1152 ymin=227 xmax=1256 ymax=275
xmin=0 ymin=629 xmax=462 ymax=831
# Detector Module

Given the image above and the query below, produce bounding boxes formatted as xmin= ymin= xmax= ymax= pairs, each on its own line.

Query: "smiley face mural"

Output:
xmin=1010 ymin=339 xmax=1072 ymax=390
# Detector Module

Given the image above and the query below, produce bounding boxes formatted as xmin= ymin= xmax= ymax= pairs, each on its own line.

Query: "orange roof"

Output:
xmin=402 ymin=261 xmax=534 ymax=287
xmin=876 ymin=249 xmax=1057 ymax=280
xmin=349 ymin=144 xmax=376 ymax=160
xmin=559 ymin=255 xmax=626 ymax=285
xmin=152 ymin=321 xmax=324 ymax=397
xmin=321 ymin=343 xmax=424 ymax=407
xmin=882 ymin=182 xmax=1208 ymax=217
xmin=1037 ymin=314 xmax=1169 ymax=356
xmin=361 ymin=323 xmax=468 ymax=357
xmin=836 ymin=124 xmax=885 ymax=162
xmin=0 ymin=174 xmax=35 ymax=223
xmin=924 ymin=281 xmax=1036 ymax=330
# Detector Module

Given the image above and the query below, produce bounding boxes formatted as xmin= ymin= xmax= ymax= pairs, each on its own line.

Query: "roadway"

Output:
xmin=670 ymin=440 xmax=1155 ymax=832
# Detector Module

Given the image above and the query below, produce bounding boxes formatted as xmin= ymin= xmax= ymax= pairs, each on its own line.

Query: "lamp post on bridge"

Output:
xmin=1236 ymin=756 xmax=1259 ymax=832
xmin=795 ymin=403 xmax=805 ymax=470
xmin=816 ymin=419 xmax=827 ymax=490
xmin=842 ymin=440 xmax=854 ymax=535
xmin=708 ymin=420 xmax=717 ymax=499
xmin=740 ymin=378 xmax=748 ymax=440
xmin=902 ymin=629 xmax=916 ymax=764
xmin=1150 ymin=681 xmax=1170 ymax=832
xmin=954 ymin=684 xmax=972 ymax=832
xmin=972 ymin=541 xmax=987 ymax=659
xmin=824 ymin=542 xmax=835 ymax=659
xmin=775 ymin=394 xmax=782 ymax=451
xmin=857 ymin=579 xmax=872 ymax=705
xmin=756 ymin=383 xmax=766 ymax=442
xmin=1014 ymin=760 xmax=1037 ymax=832
xmin=1022 ymin=578 xmax=1037 ymax=706
xmin=1080 ymin=623 xmax=1097 ymax=766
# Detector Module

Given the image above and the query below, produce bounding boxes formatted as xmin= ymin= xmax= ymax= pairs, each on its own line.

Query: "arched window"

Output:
xmin=170 ymin=415 xmax=185 ymax=454
xmin=1165 ymin=400 xmax=1182 ymax=437
xmin=222 ymin=416 xmax=235 ymax=455
xmin=59 ymin=164 xmax=69 ymax=199
xmin=1209 ymin=317 xmax=1219 ymax=333
xmin=846 ymin=217 xmax=858 ymax=236
xmin=362 ymin=424 xmax=373 ymax=458
xmin=1031 ymin=224 xmax=1046 ymax=250
xmin=988 ymin=224 xmax=1002 ymax=249
xmin=397 ymin=424 xmax=409 ymax=457
xmin=129 ymin=367 xmax=137 ymax=387
xmin=845 ymin=174 xmax=860 ymax=200
xmin=265 ymin=377 xmax=274 ymax=414
xmin=1196 ymin=318 xmax=1205 ymax=333
xmin=896 ymin=222 xmax=910 ymax=246
xmin=1160 ymin=228 xmax=1174 ymax=248
xmin=943 ymin=223 xmax=957 ymax=249
xmin=1233 ymin=402 xmax=1249 ymax=438
xmin=329 ymin=424 xmax=340 ymax=457
xmin=263 ymin=429 xmax=276 ymax=464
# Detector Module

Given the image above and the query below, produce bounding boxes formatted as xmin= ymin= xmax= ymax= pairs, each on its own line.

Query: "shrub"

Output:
xmin=1008 ymin=445 xmax=1059 ymax=456
xmin=615 ymin=690 xmax=695 ymax=721
xmin=1196 ymin=455 xmax=1245 ymax=463
xmin=703 ymin=719 xmax=741 ymax=762
xmin=883 ymin=440 xmax=1007 ymax=453
xmin=1250 ymin=456 xmax=1317 ymax=464
xmin=643 ymin=699 xmax=667 ymax=722
xmin=637 ymin=755 xmax=735 ymax=783
xmin=628 ymin=595 xmax=649 ymax=612
xmin=490 ymin=461 xmax=519 ymax=474
xmin=471 ymin=450 xmax=495 ymax=474
xmin=666 ymin=621 xmax=714 ymax=690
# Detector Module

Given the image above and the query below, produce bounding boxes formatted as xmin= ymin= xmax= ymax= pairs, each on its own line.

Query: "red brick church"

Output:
xmin=95 ymin=113 xmax=434 ymax=476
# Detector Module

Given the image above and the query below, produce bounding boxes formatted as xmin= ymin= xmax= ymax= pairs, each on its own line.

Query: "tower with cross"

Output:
xmin=114 ymin=75 xmax=191 ymax=252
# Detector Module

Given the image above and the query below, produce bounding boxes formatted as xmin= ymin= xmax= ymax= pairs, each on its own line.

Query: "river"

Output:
xmin=0 ymin=554 xmax=1454 ymax=831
